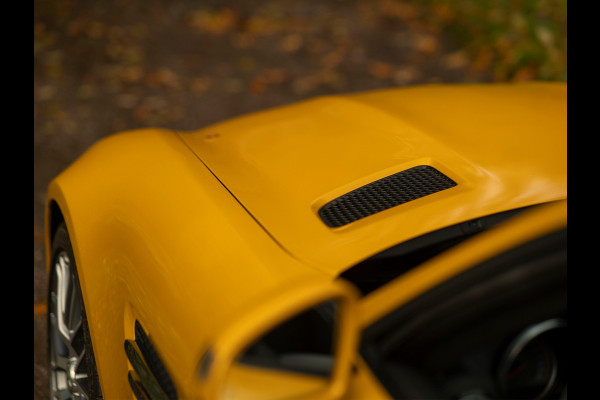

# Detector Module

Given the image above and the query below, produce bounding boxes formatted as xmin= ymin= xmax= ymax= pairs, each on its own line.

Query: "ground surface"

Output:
xmin=34 ymin=1 xmax=561 ymax=398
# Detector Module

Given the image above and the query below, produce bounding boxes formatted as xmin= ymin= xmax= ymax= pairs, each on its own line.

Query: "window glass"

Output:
xmin=238 ymin=300 xmax=336 ymax=376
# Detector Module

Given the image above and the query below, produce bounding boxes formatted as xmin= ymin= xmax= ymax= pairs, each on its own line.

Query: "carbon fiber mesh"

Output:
xmin=318 ymin=165 xmax=457 ymax=227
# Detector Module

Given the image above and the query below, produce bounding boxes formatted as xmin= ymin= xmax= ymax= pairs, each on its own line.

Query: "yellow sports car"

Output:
xmin=45 ymin=83 xmax=567 ymax=400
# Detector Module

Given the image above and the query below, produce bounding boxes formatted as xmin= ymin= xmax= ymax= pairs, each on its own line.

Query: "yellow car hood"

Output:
xmin=177 ymin=83 xmax=567 ymax=275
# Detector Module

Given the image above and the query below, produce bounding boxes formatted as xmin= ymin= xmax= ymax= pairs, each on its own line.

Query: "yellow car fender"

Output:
xmin=45 ymin=82 xmax=566 ymax=399
xmin=45 ymin=128 xmax=330 ymax=399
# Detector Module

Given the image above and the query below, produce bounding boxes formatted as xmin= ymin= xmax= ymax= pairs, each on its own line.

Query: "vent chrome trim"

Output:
xmin=318 ymin=165 xmax=457 ymax=227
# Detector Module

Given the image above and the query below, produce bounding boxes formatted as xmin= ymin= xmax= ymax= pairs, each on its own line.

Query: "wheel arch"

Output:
xmin=46 ymin=199 xmax=64 ymax=259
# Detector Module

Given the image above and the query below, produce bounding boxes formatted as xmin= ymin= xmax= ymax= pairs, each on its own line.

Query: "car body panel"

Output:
xmin=177 ymin=83 xmax=566 ymax=275
xmin=44 ymin=83 xmax=566 ymax=399
xmin=45 ymin=129 xmax=330 ymax=399
xmin=200 ymin=279 xmax=360 ymax=400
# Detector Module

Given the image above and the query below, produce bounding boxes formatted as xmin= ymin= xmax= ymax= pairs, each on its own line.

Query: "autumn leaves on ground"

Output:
xmin=33 ymin=1 xmax=566 ymax=398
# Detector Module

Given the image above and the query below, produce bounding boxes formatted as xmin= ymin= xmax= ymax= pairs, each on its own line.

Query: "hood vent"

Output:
xmin=318 ymin=165 xmax=457 ymax=228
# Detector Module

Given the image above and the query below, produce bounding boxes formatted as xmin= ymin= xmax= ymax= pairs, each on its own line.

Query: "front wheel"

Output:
xmin=47 ymin=222 xmax=102 ymax=400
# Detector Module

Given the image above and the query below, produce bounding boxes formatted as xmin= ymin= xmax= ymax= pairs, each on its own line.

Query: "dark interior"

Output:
xmin=360 ymin=226 xmax=567 ymax=400
xmin=238 ymin=300 xmax=336 ymax=376
xmin=340 ymin=206 xmax=532 ymax=295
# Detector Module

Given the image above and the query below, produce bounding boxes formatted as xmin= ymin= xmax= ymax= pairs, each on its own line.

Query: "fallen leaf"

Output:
xmin=413 ymin=33 xmax=439 ymax=53
xmin=192 ymin=76 xmax=212 ymax=93
xmin=244 ymin=16 xmax=282 ymax=35
xmin=321 ymin=48 xmax=346 ymax=69
xmin=292 ymin=75 xmax=320 ymax=94
xmin=536 ymin=26 xmax=555 ymax=48
xmin=393 ymin=65 xmax=421 ymax=84
xmin=262 ymin=69 xmax=286 ymax=84
xmin=116 ymin=93 xmax=139 ymax=109
xmin=133 ymin=105 xmax=151 ymax=123
xmin=237 ymin=56 xmax=257 ymax=73
xmin=118 ymin=66 xmax=144 ymax=83
xmin=76 ymin=84 xmax=96 ymax=100
xmin=443 ymin=50 xmax=469 ymax=69
xmin=86 ymin=21 xmax=106 ymax=39
xmin=34 ymin=301 xmax=47 ymax=316
xmin=432 ymin=3 xmax=455 ymax=22
xmin=470 ymin=48 xmax=493 ymax=72
xmin=368 ymin=61 xmax=394 ymax=79
xmin=378 ymin=0 xmax=419 ymax=20
xmin=230 ymin=32 xmax=257 ymax=49
xmin=279 ymin=34 xmax=304 ymax=53
xmin=512 ymin=65 xmax=537 ymax=82
xmin=146 ymin=68 xmax=180 ymax=89
xmin=188 ymin=8 xmax=238 ymax=35
xmin=66 ymin=19 xmax=86 ymax=37
xmin=224 ymin=78 xmax=244 ymax=93
xmin=36 ymin=85 xmax=57 ymax=101
xmin=249 ymin=77 xmax=266 ymax=94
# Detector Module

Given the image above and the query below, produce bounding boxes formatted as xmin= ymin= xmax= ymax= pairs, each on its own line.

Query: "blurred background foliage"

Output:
xmin=423 ymin=0 xmax=566 ymax=81
xmin=33 ymin=0 xmax=567 ymax=133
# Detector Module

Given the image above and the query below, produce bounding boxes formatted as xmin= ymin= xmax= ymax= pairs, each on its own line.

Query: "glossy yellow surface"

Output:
xmin=46 ymin=129 xmax=331 ymax=399
xmin=45 ymin=83 xmax=566 ymax=399
xmin=178 ymin=82 xmax=566 ymax=274
xmin=221 ymin=363 xmax=327 ymax=400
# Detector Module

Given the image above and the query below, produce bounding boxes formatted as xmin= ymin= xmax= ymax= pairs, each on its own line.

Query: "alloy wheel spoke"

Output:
xmin=55 ymin=253 xmax=73 ymax=342
xmin=67 ymin=273 xmax=82 ymax=334
xmin=49 ymin=347 xmax=71 ymax=372
xmin=49 ymin=312 xmax=74 ymax=357
xmin=49 ymin=250 xmax=91 ymax=400
xmin=51 ymin=377 xmax=73 ymax=400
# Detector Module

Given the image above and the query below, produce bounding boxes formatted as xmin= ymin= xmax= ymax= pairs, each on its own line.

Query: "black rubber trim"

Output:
xmin=318 ymin=165 xmax=457 ymax=227
xmin=134 ymin=321 xmax=178 ymax=400
xmin=124 ymin=340 xmax=169 ymax=400
xmin=128 ymin=371 xmax=150 ymax=400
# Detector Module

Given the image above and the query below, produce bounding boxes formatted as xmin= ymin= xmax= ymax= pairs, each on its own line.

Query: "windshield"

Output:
xmin=358 ymin=221 xmax=567 ymax=400
xmin=339 ymin=206 xmax=532 ymax=295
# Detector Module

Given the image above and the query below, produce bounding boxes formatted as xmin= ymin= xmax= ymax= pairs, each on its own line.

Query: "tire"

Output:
xmin=47 ymin=222 xmax=103 ymax=400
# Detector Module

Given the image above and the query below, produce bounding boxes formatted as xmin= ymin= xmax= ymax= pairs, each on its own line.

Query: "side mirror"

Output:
xmin=197 ymin=279 xmax=359 ymax=400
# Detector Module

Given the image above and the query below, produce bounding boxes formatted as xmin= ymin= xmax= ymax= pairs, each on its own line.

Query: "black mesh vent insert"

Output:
xmin=318 ymin=165 xmax=457 ymax=228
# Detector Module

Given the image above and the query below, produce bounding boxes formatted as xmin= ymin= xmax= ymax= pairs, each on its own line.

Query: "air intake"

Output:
xmin=125 ymin=320 xmax=178 ymax=400
xmin=318 ymin=165 xmax=457 ymax=227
